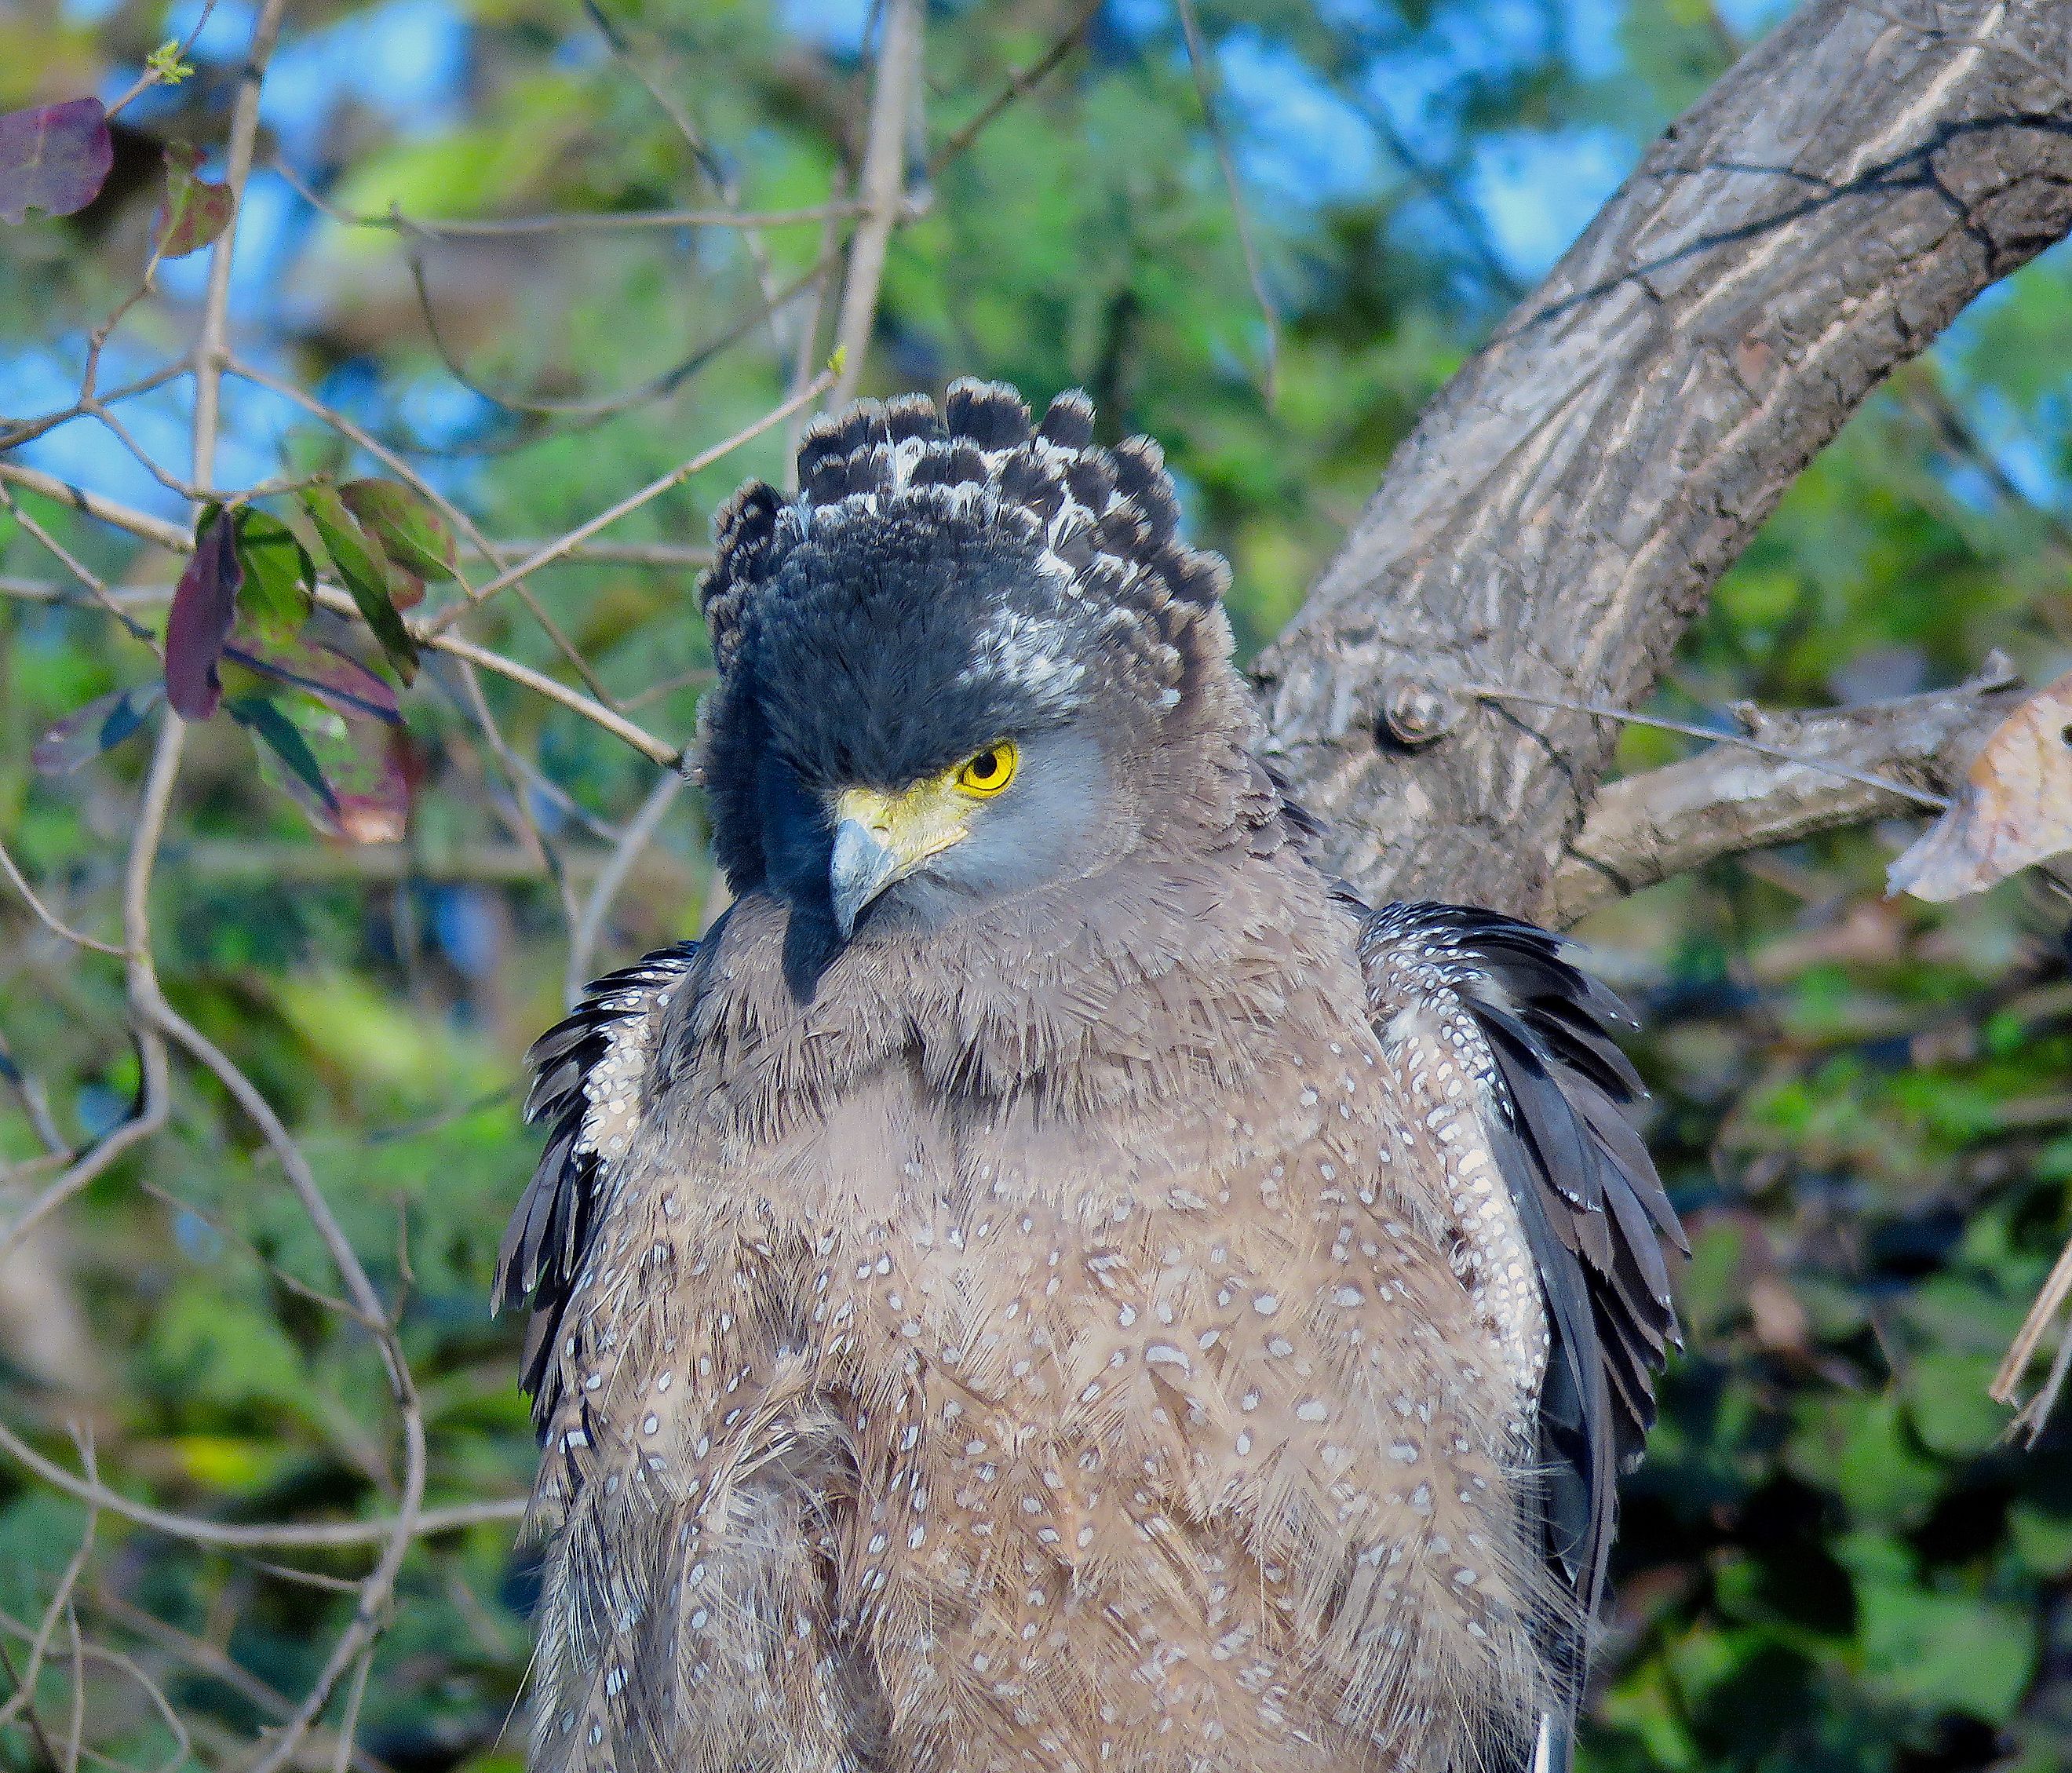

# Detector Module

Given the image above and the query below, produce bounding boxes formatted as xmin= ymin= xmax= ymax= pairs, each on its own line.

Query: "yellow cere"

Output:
xmin=955 ymin=740 xmax=1019 ymax=798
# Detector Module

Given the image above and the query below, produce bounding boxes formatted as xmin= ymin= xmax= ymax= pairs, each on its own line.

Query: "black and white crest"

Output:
xmin=697 ymin=380 xmax=1239 ymax=891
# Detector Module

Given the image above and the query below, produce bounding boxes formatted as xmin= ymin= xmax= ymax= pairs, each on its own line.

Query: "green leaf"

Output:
xmin=300 ymin=480 xmax=419 ymax=683
xmin=144 ymin=39 xmax=195 ymax=86
xmin=339 ymin=477 xmax=458 ymax=582
xmin=226 ymin=694 xmax=339 ymax=823
xmin=1900 ymin=1350 xmax=2012 ymax=1459
xmin=232 ymin=506 xmax=314 ymax=645
xmin=1857 ymin=1576 xmax=2036 ymax=1724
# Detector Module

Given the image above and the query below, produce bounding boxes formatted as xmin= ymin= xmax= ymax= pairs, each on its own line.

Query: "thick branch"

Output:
xmin=1546 ymin=668 xmax=2026 ymax=925
xmin=1257 ymin=0 xmax=2072 ymax=918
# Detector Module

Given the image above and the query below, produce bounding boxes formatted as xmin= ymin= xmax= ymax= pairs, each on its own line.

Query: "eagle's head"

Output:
xmin=697 ymin=381 xmax=1254 ymax=950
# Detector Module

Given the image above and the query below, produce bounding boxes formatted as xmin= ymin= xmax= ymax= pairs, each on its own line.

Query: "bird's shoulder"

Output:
xmin=1351 ymin=899 xmax=1687 ymax=1614
xmin=495 ymin=940 xmax=703 ymax=1422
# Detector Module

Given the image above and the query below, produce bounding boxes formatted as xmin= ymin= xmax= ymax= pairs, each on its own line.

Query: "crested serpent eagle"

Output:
xmin=495 ymin=381 xmax=1686 ymax=1773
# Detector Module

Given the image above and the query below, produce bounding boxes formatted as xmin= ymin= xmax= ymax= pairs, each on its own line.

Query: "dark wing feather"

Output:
xmin=495 ymin=942 xmax=699 ymax=1427
xmin=1355 ymin=900 xmax=1685 ymax=1773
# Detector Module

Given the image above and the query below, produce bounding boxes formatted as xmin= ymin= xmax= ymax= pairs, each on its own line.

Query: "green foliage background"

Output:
xmin=3 ymin=2 xmax=2072 ymax=1768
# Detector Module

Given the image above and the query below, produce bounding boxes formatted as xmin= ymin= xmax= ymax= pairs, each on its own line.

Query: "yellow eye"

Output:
xmin=954 ymin=740 xmax=1019 ymax=798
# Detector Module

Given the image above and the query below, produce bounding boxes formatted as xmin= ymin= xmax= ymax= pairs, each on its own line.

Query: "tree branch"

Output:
xmin=828 ymin=0 xmax=923 ymax=407
xmin=1545 ymin=664 xmax=2027 ymax=925
xmin=1257 ymin=0 xmax=2072 ymax=918
xmin=190 ymin=0 xmax=290 ymax=492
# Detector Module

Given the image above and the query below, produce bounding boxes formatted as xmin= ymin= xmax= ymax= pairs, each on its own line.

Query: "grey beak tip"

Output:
xmin=830 ymin=819 xmax=898 ymax=939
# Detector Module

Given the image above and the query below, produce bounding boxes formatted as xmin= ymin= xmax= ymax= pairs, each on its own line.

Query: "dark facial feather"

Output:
xmin=697 ymin=381 xmax=1246 ymax=918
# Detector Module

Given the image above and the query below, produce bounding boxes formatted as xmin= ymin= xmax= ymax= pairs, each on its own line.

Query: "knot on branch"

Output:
xmin=1378 ymin=674 xmax=1464 ymax=750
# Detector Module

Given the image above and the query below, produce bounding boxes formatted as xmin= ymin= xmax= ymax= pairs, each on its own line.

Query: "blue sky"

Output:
xmin=16 ymin=0 xmax=1800 ymax=514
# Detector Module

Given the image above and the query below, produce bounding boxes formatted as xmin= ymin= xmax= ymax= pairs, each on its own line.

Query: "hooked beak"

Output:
xmin=829 ymin=819 xmax=900 ymax=939
xmin=827 ymin=783 xmax=970 ymax=938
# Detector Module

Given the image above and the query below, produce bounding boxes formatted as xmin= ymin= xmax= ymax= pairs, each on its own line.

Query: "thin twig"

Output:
xmin=0 ymin=834 xmax=125 ymax=956
xmin=0 ymin=359 xmax=192 ymax=454
xmin=1461 ymin=682 xmax=1953 ymax=810
xmin=449 ymin=658 xmax=581 ymax=929
xmin=121 ymin=984 xmax=429 ymax=1768
xmin=0 ymin=462 xmax=192 ymax=552
xmin=326 ymin=1648 xmax=374 ymax=1773
xmin=277 ymin=159 xmax=863 ymax=236
xmin=0 ymin=1434 xmax=99 ymax=1750
xmin=190 ymin=0 xmax=290 ymax=491
xmin=89 ymin=1592 xmax=392 ymax=1773
xmin=566 ymin=768 xmax=686 ymax=1004
xmin=323 ymin=593 xmax=686 ymax=767
xmin=486 ymin=538 xmax=712 ymax=569
xmin=785 ymin=168 xmax=848 ymax=484
xmin=0 ymin=484 xmax=162 ymax=650
xmin=101 ymin=0 xmax=221 ymax=119
xmin=0 ymin=721 xmax=182 ymax=1267
xmin=0 ymin=1635 xmax=63 ymax=1773
xmin=829 ymin=0 xmax=924 ymax=407
xmin=1174 ymin=0 xmax=1279 ymax=401
xmin=419 ymin=372 xmax=833 ymax=637
xmin=0 ymin=1417 xmax=522 ymax=1547
xmin=407 ymin=246 xmax=836 ymax=421
xmin=928 ymin=0 xmax=1103 ymax=176
xmin=582 ymin=0 xmax=791 ymax=358
xmin=1996 ymin=1232 xmax=2072 ymax=1441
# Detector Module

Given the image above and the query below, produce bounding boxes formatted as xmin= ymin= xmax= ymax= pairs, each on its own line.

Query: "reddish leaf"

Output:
xmin=153 ymin=142 xmax=231 ymax=259
xmin=0 ymin=99 xmax=113 ymax=224
xmin=224 ymin=636 xmax=401 ymax=724
xmin=387 ymin=566 xmax=426 ymax=610
xmin=164 ymin=514 xmax=243 ymax=720
xmin=339 ymin=479 xmax=458 ymax=582
xmin=32 ymin=682 xmax=166 ymax=774
xmin=336 ymin=732 xmax=412 ymax=845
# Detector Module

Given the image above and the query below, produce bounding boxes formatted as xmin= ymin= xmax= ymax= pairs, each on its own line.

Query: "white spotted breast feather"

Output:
xmin=494 ymin=943 xmax=699 ymax=1429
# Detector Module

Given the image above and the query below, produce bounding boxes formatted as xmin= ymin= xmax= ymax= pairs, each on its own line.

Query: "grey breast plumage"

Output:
xmin=495 ymin=380 xmax=1685 ymax=1773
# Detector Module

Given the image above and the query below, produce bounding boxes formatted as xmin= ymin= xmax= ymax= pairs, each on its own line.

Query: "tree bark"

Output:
xmin=1256 ymin=0 xmax=2072 ymax=918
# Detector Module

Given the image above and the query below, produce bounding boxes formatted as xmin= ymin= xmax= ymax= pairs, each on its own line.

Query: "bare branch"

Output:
xmin=566 ymin=768 xmax=688 ymax=1003
xmin=0 ymin=834 xmax=125 ymax=956
xmin=927 ymin=0 xmax=1102 ymax=177
xmin=1175 ymin=0 xmax=1279 ymax=398
xmin=276 ymin=159 xmax=863 ymax=235
xmin=1257 ymin=0 xmax=2072 ymax=918
xmin=829 ymin=0 xmax=924 ymax=407
xmin=485 ymin=538 xmax=712 ymax=570
xmin=0 ymin=483 xmax=162 ymax=649
xmin=0 ymin=462 xmax=191 ymax=553
xmin=419 ymin=373 xmax=833 ymax=638
xmin=190 ymin=0 xmax=290 ymax=491
xmin=0 ymin=721 xmax=182 ymax=1269
xmin=89 ymin=1591 xmax=393 ymax=1773
xmin=341 ymin=600 xmax=686 ymax=767
xmin=0 ymin=1414 xmax=521 ymax=1548
xmin=0 ymin=359 xmax=191 ymax=454
xmin=1547 ymin=666 xmax=2027 ymax=925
